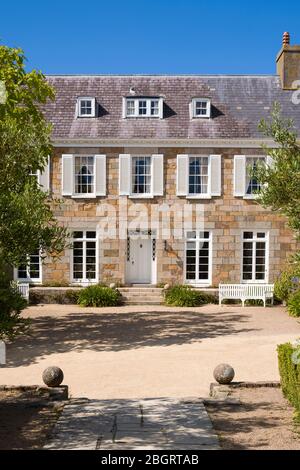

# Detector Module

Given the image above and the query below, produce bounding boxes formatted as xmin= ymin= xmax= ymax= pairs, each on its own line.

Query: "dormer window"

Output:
xmin=124 ymin=97 xmax=163 ymax=118
xmin=77 ymin=97 xmax=96 ymax=117
xmin=191 ymin=98 xmax=211 ymax=118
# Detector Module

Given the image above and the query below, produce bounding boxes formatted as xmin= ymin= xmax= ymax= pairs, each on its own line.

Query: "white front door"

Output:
xmin=126 ymin=238 xmax=152 ymax=284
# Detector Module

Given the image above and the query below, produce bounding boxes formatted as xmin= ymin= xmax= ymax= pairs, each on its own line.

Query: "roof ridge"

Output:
xmin=45 ymin=74 xmax=278 ymax=78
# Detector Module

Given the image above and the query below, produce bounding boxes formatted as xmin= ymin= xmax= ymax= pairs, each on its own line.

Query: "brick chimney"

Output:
xmin=276 ymin=32 xmax=300 ymax=89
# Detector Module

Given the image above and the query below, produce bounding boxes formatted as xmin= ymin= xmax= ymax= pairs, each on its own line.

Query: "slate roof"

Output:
xmin=43 ymin=75 xmax=300 ymax=140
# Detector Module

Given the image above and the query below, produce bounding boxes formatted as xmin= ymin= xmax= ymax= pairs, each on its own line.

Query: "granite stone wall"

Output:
xmin=41 ymin=147 xmax=297 ymax=286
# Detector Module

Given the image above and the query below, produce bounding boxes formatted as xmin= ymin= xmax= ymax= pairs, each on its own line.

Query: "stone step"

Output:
xmin=121 ymin=289 xmax=164 ymax=305
xmin=120 ymin=292 xmax=163 ymax=297
xmin=119 ymin=287 xmax=164 ymax=305
xmin=121 ymin=292 xmax=163 ymax=296
xmin=119 ymin=288 xmax=163 ymax=292
xmin=121 ymin=295 xmax=163 ymax=301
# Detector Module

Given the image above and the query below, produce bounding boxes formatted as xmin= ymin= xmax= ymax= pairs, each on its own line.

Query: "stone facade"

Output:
xmin=40 ymin=146 xmax=296 ymax=287
xmin=29 ymin=40 xmax=300 ymax=287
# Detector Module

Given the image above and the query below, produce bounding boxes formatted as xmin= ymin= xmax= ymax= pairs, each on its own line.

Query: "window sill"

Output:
xmin=241 ymin=280 xmax=268 ymax=284
xmin=77 ymin=115 xmax=96 ymax=119
xmin=185 ymin=281 xmax=212 ymax=289
xmin=186 ymin=194 xmax=212 ymax=200
xmin=124 ymin=116 xmax=162 ymax=119
xmin=71 ymin=280 xmax=98 ymax=286
xmin=129 ymin=194 xmax=154 ymax=199
xmin=243 ymin=195 xmax=259 ymax=200
xmin=191 ymin=116 xmax=211 ymax=120
xmin=71 ymin=194 xmax=97 ymax=199
xmin=185 ymin=282 xmax=212 ymax=287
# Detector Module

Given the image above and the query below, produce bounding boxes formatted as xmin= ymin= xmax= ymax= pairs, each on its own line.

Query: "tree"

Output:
xmin=0 ymin=45 xmax=68 ymax=339
xmin=254 ymin=104 xmax=300 ymax=305
xmin=256 ymin=103 xmax=300 ymax=241
xmin=0 ymin=45 xmax=67 ymax=266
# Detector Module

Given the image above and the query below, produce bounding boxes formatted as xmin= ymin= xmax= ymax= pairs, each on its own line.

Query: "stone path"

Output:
xmin=44 ymin=397 xmax=220 ymax=450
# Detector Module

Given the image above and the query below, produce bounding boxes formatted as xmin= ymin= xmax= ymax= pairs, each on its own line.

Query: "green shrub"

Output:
xmin=164 ymin=285 xmax=216 ymax=307
xmin=0 ymin=281 xmax=30 ymax=341
xmin=65 ymin=289 xmax=80 ymax=304
xmin=278 ymin=342 xmax=300 ymax=419
xmin=199 ymin=291 xmax=218 ymax=304
xmin=274 ymin=265 xmax=300 ymax=302
xmin=287 ymin=290 xmax=300 ymax=317
xmin=77 ymin=285 xmax=121 ymax=307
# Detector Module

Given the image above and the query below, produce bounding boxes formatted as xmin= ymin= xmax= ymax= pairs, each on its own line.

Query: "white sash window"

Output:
xmin=185 ymin=231 xmax=212 ymax=285
xmin=188 ymin=156 xmax=209 ymax=195
xmin=123 ymin=97 xmax=163 ymax=118
xmin=132 ymin=156 xmax=152 ymax=195
xmin=234 ymin=155 xmax=266 ymax=198
xmin=74 ymin=156 xmax=95 ymax=195
xmin=242 ymin=231 xmax=268 ymax=283
xmin=15 ymin=250 xmax=42 ymax=283
xmin=72 ymin=231 xmax=98 ymax=284
xmin=119 ymin=154 xmax=164 ymax=197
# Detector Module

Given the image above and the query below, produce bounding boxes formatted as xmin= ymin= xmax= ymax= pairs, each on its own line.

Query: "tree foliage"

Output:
xmin=0 ymin=271 xmax=30 ymax=341
xmin=0 ymin=45 xmax=67 ymax=267
xmin=0 ymin=44 xmax=68 ymax=340
xmin=255 ymin=103 xmax=300 ymax=300
xmin=255 ymin=103 xmax=300 ymax=239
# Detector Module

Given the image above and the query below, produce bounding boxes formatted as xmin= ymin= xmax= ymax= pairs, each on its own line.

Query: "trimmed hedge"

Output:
xmin=0 ymin=284 xmax=29 ymax=341
xmin=164 ymin=285 xmax=216 ymax=307
xmin=77 ymin=285 xmax=121 ymax=307
xmin=287 ymin=290 xmax=300 ymax=317
xmin=277 ymin=342 xmax=300 ymax=418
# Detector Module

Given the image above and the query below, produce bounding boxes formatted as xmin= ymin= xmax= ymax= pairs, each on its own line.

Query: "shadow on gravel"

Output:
xmin=7 ymin=309 xmax=255 ymax=366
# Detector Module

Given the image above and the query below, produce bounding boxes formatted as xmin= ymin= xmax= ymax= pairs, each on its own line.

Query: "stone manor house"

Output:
xmin=15 ymin=34 xmax=300 ymax=288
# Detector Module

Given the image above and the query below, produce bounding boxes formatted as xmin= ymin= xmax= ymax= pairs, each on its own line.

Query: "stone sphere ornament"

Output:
xmin=213 ymin=364 xmax=235 ymax=385
xmin=163 ymin=284 xmax=170 ymax=290
xmin=109 ymin=283 xmax=116 ymax=289
xmin=42 ymin=366 xmax=64 ymax=387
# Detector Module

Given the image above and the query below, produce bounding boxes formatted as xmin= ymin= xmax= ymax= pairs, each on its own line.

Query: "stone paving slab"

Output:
xmin=44 ymin=397 xmax=220 ymax=450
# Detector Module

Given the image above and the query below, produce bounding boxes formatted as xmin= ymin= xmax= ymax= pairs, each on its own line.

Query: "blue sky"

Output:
xmin=1 ymin=0 xmax=300 ymax=74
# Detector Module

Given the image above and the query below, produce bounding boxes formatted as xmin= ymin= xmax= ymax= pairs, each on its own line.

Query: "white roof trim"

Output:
xmin=52 ymin=138 xmax=280 ymax=149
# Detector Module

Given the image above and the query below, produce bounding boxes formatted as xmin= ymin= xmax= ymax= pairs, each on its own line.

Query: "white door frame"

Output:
xmin=126 ymin=230 xmax=157 ymax=284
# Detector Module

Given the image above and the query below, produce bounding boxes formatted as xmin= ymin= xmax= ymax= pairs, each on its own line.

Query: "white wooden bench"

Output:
xmin=11 ymin=282 xmax=30 ymax=301
xmin=0 ymin=341 xmax=5 ymax=365
xmin=219 ymin=283 xmax=274 ymax=307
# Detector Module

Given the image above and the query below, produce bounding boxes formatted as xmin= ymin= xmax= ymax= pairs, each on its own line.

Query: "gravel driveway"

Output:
xmin=1 ymin=304 xmax=300 ymax=399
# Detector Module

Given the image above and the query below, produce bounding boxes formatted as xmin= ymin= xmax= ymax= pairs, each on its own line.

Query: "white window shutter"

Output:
xmin=158 ymin=98 xmax=164 ymax=118
xmin=266 ymin=155 xmax=274 ymax=168
xmin=39 ymin=156 xmax=50 ymax=192
xmin=119 ymin=154 xmax=131 ymax=195
xmin=176 ymin=154 xmax=189 ymax=196
xmin=62 ymin=154 xmax=73 ymax=196
xmin=122 ymin=98 xmax=127 ymax=118
xmin=95 ymin=154 xmax=106 ymax=196
xmin=210 ymin=155 xmax=222 ymax=196
xmin=152 ymin=154 xmax=164 ymax=196
xmin=234 ymin=155 xmax=246 ymax=196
